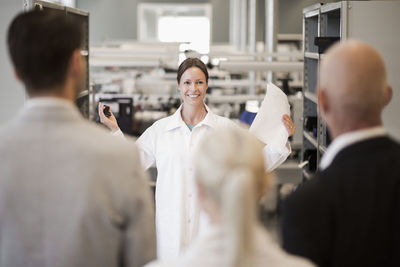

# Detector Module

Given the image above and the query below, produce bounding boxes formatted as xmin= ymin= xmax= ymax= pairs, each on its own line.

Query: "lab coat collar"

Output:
xmin=198 ymin=104 xmax=219 ymax=129
xmin=165 ymin=103 xmax=219 ymax=132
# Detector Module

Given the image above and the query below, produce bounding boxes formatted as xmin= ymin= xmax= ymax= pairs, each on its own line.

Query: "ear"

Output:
xmin=384 ymin=85 xmax=393 ymax=106
xmin=318 ymin=87 xmax=329 ymax=118
xmin=68 ymin=49 xmax=82 ymax=77
xmin=13 ymin=69 xmax=22 ymax=82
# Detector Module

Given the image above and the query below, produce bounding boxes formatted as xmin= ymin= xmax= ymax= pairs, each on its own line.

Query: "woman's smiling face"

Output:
xmin=178 ymin=67 xmax=208 ymax=105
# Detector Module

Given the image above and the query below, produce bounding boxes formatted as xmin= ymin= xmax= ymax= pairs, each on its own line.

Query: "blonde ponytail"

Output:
xmin=195 ymin=126 xmax=267 ymax=267
xmin=222 ymin=168 xmax=256 ymax=267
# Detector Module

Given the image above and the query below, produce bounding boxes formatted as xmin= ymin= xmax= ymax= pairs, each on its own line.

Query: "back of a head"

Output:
xmin=319 ymin=40 xmax=388 ymax=128
xmin=7 ymin=9 xmax=83 ymax=94
xmin=195 ymin=127 xmax=268 ymax=267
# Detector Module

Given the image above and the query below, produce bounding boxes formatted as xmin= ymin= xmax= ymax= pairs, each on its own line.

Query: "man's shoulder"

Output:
xmin=284 ymin=171 xmax=333 ymax=209
xmin=328 ymin=136 xmax=400 ymax=173
xmin=374 ymin=135 xmax=400 ymax=154
xmin=66 ymin=123 xmax=144 ymax=189
xmin=341 ymin=135 xmax=400 ymax=156
xmin=1 ymin=117 xmax=138 ymax=159
xmin=0 ymin=119 xmax=20 ymax=136
xmin=75 ymin=121 xmax=138 ymax=155
xmin=291 ymin=136 xmax=400 ymax=203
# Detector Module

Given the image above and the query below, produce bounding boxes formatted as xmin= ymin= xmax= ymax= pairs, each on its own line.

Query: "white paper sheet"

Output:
xmin=249 ymin=83 xmax=290 ymax=151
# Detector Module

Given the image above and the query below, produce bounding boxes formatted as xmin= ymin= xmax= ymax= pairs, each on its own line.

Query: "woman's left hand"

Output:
xmin=282 ymin=114 xmax=295 ymax=137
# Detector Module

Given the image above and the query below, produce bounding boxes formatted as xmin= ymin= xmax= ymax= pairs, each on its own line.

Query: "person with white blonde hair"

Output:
xmin=145 ymin=127 xmax=314 ymax=267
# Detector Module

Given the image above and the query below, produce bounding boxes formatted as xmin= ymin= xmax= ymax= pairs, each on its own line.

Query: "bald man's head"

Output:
xmin=318 ymin=40 xmax=391 ymax=137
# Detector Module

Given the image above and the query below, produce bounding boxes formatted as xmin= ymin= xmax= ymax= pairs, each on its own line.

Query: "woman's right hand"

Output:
xmin=98 ymin=102 xmax=120 ymax=132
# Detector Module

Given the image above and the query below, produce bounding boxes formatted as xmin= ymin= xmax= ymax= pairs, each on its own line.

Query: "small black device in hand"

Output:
xmin=103 ymin=105 xmax=112 ymax=117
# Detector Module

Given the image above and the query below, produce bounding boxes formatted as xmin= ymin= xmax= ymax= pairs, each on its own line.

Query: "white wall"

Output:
xmin=77 ymin=0 xmax=230 ymax=44
xmin=0 ymin=1 xmax=25 ymax=126
xmin=76 ymin=0 xmax=342 ymax=46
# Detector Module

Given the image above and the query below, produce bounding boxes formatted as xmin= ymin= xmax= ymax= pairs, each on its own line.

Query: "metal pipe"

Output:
xmin=248 ymin=0 xmax=256 ymax=53
xmin=248 ymin=0 xmax=256 ymax=94
xmin=265 ymin=0 xmax=278 ymax=83
xmin=229 ymin=0 xmax=241 ymax=50
xmin=219 ymin=61 xmax=303 ymax=72
xmin=240 ymin=0 xmax=247 ymax=52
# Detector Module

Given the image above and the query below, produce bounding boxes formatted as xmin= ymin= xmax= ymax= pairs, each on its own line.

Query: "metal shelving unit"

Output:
xmin=304 ymin=52 xmax=319 ymax=60
xmin=302 ymin=4 xmax=320 ymax=179
xmin=304 ymin=91 xmax=317 ymax=104
xmin=302 ymin=1 xmax=400 ymax=180
xmin=303 ymin=131 xmax=318 ymax=149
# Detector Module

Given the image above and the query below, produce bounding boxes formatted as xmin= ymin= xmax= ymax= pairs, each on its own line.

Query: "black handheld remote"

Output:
xmin=103 ymin=105 xmax=111 ymax=117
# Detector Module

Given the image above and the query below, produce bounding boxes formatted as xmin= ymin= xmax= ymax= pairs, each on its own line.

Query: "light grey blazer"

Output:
xmin=0 ymin=100 xmax=156 ymax=267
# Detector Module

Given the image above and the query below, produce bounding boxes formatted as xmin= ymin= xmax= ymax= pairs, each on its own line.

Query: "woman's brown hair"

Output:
xmin=177 ymin=57 xmax=209 ymax=84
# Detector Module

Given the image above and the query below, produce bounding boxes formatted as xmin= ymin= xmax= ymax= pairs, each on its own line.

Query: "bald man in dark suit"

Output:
xmin=282 ymin=40 xmax=400 ymax=267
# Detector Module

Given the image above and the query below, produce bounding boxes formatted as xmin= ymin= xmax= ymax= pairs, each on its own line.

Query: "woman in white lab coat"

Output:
xmin=98 ymin=58 xmax=296 ymax=260
xmin=145 ymin=127 xmax=313 ymax=267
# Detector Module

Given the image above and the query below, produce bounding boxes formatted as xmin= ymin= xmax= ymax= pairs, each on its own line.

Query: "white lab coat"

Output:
xmin=144 ymin=224 xmax=315 ymax=267
xmin=135 ymin=104 xmax=291 ymax=260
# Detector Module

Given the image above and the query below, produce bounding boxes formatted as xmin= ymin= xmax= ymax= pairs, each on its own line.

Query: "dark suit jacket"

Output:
xmin=282 ymin=136 xmax=400 ymax=267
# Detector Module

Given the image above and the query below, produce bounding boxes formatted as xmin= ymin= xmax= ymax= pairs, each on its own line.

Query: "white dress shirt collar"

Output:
xmin=319 ymin=126 xmax=386 ymax=170
xmin=16 ymin=97 xmax=83 ymax=123
xmin=25 ymin=97 xmax=77 ymax=110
